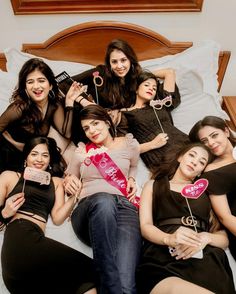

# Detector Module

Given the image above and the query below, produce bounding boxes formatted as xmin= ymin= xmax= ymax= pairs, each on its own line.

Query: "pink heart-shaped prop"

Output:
xmin=181 ymin=178 xmax=208 ymax=199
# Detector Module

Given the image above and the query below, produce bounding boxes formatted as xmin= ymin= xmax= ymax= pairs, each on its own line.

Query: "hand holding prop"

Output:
xmin=92 ymin=71 xmax=103 ymax=104
xmin=180 ymin=178 xmax=208 ymax=232
xmin=22 ymin=167 xmax=51 ymax=192
xmin=55 ymin=71 xmax=74 ymax=84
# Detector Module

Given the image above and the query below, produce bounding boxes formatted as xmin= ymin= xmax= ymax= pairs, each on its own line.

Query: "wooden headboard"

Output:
xmin=0 ymin=20 xmax=230 ymax=91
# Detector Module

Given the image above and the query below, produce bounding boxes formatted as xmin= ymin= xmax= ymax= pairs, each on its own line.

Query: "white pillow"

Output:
xmin=0 ymin=70 xmax=17 ymax=115
xmin=140 ymin=40 xmax=229 ymax=134
xmin=4 ymin=47 xmax=93 ymax=77
xmin=0 ymin=48 xmax=93 ymax=113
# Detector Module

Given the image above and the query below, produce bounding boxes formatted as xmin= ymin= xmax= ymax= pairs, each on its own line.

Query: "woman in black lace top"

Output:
xmin=0 ymin=58 xmax=84 ymax=173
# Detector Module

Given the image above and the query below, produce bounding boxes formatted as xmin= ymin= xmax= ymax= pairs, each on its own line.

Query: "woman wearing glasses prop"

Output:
xmin=122 ymin=70 xmax=189 ymax=174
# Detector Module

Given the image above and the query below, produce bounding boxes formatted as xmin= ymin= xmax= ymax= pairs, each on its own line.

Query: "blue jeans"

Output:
xmin=71 ymin=192 xmax=142 ymax=294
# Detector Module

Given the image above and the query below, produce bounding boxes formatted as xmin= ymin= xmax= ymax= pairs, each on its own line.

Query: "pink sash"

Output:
xmin=86 ymin=142 xmax=140 ymax=208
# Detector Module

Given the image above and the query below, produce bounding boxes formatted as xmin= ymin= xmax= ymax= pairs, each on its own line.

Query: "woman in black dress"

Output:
xmin=122 ymin=71 xmax=189 ymax=173
xmin=189 ymin=115 xmax=236 ymax=261
xmin=136 ymin=143 xmax=235 ymax=294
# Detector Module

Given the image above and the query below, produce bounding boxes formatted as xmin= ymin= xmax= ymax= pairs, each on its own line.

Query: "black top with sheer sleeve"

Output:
xmin=59 ymin=64 xmax=136 ymax=110
xmin=0 ymin=101 xmax=72 ymax=142
xmin=0 ymin=100 xmax=72 ymax=172
xmin=122 ymin=85 xmax=190 ymax=172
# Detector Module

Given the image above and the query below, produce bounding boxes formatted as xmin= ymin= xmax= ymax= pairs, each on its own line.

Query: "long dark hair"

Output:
xmin=104 ymin=39 xmax=142 ymax=108
xmin=136 ymin=70 xmax=159 ymax=101
xmin=23 ymin=136 xmax=65 ymax=177
xmin=151 ymin=143 xmax=214 ymax=218
xmin=189 ymin=115 xmax=236 ymax=146
xmin=78 ymin=105 xmax=116 ymax=143
xmin=11 ymin=58 xmax=62 ymax=127
xmin=152 ymin=142 xmax=214 ymax=181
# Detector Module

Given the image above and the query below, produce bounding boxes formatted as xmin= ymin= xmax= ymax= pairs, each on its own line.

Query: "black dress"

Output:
xmin=122 ymin=90 xmax=190 ymax=172
xmin=203 ymin=162 xmax=236 ymax=261
xmin=136 ymin=179 xmax=235 ymax=294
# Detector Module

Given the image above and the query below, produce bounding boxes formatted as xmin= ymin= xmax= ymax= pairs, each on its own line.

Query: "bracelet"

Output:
xmin=65 ymin=106 xmax=73 ymax=111
xmin=128 ymin=177 xmax=136 ymax=183
xmin=0 ymin=205 xmax=12 ymax=224
xmin=76 ymin=96 xmax=86 ymax=104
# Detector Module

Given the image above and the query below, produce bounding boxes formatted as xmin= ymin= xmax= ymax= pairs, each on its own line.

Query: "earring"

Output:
xmin=48 ymin=90 xmax=56 ymax=100
xmin=48 ymin=165 xmax=52 ymax=170
xmin=24 ymin=161 xmax=27 ymax=168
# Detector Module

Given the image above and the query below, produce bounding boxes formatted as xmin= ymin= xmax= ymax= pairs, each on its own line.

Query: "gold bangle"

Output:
xmin=128 ymin=177 xmax=136 ymax=183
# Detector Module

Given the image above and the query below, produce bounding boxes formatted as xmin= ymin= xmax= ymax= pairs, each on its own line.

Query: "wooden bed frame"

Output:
xmin=0 ymin=20 xmax=234 ymax=128
xmin=0 ymin=21 xmax=231 ymax=93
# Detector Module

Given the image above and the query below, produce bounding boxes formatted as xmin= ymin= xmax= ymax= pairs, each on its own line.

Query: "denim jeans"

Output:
xmin=71 ymin=192 xmax=142 ymax=294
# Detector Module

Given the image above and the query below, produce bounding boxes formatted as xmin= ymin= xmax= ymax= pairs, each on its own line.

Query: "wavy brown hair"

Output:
xmin=189 ymin=115 xmax=236 ymax=146
xmin=104 ymin=39 xmax=142 ymax=108
xmin=10 ymin=58 xmax=62 ymax=128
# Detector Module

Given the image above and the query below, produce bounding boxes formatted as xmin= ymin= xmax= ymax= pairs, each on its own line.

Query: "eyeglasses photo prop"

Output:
xmin=149 ymin=95 xmax=172 ymax=133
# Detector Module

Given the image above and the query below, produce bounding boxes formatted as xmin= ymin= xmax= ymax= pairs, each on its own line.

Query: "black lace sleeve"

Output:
xmin=0 ymin=103 xmax=23 ymax=134
xmin=51 ymin=103 xmax=73 ymax=138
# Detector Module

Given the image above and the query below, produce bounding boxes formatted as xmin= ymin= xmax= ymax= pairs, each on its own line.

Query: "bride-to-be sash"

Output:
xmin=85 ymin=142 xmax=140 ymax=208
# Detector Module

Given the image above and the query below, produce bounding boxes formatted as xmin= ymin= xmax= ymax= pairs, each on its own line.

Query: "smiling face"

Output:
xmin=136 ymin=78 xmax=157 ymax=102
xmin=178 ymin=146 xmax=209 ymax=180
xmin=25 ymin=69 xmax=52 ymax=105
xmin=81 ymin=119 xmax=111 ymax=146
xmin=197 ymin=125 xmax=231 ymax=156
xmin=26 ymin=143 xmax=50 ymax=171
xmin=109 ymin=49 xmax=131 ymax=78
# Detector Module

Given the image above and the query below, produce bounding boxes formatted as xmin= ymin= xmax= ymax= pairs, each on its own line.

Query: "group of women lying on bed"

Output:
xmin=0 ymin=38 xmax=235 ymax=294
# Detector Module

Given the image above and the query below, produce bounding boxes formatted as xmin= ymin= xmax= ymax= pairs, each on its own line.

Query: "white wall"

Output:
xmin=1 ymin=0 xmax=235 ymax=96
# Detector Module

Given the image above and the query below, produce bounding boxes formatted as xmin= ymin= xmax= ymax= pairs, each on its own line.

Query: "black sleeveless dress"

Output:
xmin=136 ymin=179 xmax=235 ymax=294
xmin=203 ymin=162 xmax=236 ymax=261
